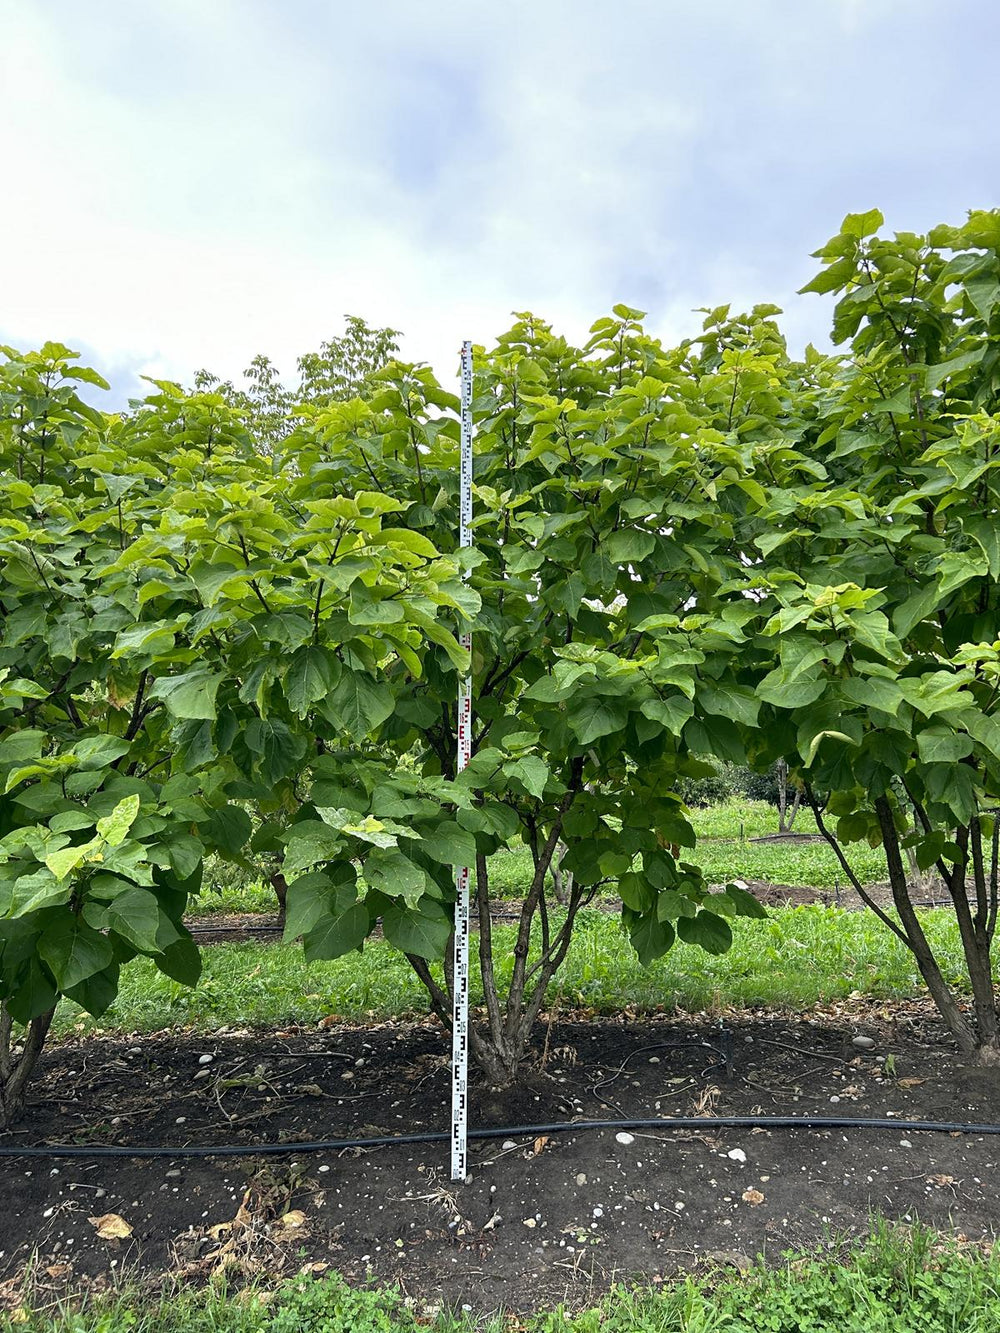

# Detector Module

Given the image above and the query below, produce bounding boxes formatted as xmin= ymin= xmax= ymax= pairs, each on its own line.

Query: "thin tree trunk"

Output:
xmin=956 ymin=819 xmax=999 ymax=1056
xmin=270 ymin=870 xmax=287 ymax=922
xmin=873 ymin=797 xmax=979 ymax=1056
xmin=776 ymin=760 xmax=788 ymax=833
xmin=785 ymin=786 xmax=803 ymax=833
xmin=0 ymin=1005 xmax=56 ymax=1128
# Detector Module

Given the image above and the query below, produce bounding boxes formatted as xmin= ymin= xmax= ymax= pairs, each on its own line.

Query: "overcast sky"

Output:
xmin=2 ymin=0 xmax=997 ymax=406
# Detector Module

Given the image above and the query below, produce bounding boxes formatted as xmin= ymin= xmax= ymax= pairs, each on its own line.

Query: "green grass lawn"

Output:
xmin=189 ymin=800 xmax=886 ymax=920
xmin=10 ymin=1224 xmax=1000 ymax=1332
xmin=56 ymin=900 xmax=964 ymax=1037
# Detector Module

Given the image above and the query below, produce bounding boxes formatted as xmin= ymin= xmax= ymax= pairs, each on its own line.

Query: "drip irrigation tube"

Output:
xmin=3 ymin=1114 xmax=1000 ymax=1160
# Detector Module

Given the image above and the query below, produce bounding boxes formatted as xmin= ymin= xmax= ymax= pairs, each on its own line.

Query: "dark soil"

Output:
xmin=2 ymin=1000 xmax=1000 ymax=1313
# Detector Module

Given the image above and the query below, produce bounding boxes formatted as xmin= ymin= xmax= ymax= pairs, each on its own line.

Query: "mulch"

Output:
xmin=2 ymin=997 xmax=999 ymax=1314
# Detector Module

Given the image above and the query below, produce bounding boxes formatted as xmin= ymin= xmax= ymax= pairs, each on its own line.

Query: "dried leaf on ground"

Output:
xmin=88 ymin=1213 xmax=133 ymax=1240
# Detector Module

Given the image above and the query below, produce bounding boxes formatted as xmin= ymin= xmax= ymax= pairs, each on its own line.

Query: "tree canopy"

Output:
xmin=3 ymin=206 xmax=1000 ymax=1120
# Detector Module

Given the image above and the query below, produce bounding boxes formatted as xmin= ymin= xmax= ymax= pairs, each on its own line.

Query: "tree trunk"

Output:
xmin=406 ymin=771 xmax=585 ymax=1086
xmin=550 ymin=842 xmax=572 ymax=905
xmin=270 ymin=870 xmax=288 ymax=923
xmin=776 ymin=760 xmax=788 ymax=832
xmin=784 ymin=786 xmax=803 ymax=833
xmin=874 ymin=797 xmax=980 ymax=1056
xmin=0 ymin=1004 xmax=56 ymax=1129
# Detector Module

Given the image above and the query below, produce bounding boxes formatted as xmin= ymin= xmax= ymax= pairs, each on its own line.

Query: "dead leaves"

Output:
xmin=171 ymin=1166 xmax=314 ymax=1281
xmin=88 ymin=1213 xmax=133 ymax=1240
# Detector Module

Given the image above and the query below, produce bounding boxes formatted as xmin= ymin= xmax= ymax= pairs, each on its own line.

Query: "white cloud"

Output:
xmin=0 ymin=0 xmax=995 ymax=401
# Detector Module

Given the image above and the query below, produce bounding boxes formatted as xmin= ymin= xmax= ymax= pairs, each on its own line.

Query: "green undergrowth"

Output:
xmin=7 ymin=1224 xmax=1000 ymax=1331
xmin=55 ymin=902 xmax=968 ymax=1036
xmin=188 ymin=800 xmax=886 ymax=919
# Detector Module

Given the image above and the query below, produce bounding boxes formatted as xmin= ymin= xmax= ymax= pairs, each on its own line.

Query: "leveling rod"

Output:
xmin=451 ymin=340 xmax=474 ymax=1182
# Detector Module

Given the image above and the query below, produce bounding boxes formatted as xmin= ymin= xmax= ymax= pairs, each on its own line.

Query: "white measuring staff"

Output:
xmin=451 ymin=340 xmax=474 ymax=1182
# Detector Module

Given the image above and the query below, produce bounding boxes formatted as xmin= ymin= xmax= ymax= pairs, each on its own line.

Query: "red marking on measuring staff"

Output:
xmin=451 ymin=340 xmax=474 ymax=1182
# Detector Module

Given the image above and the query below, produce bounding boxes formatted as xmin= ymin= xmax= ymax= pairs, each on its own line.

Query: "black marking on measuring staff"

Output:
xmin=451 ymin=339 xmax=474 ymax=1182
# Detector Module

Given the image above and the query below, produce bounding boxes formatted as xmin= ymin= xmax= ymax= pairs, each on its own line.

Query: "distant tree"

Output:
xmin=195 ymin=315 xmax=401 ymax=452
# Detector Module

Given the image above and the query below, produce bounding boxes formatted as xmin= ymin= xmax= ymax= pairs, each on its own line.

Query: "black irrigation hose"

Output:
xmin=3 ymin=1114 xmax=1000 ymax=1160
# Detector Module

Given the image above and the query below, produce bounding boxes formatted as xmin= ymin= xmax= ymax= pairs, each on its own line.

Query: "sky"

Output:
xmin=1 ymin=0 xmax=998 ymax=407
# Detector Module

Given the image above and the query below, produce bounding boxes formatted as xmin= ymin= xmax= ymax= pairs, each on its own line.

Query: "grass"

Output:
xmin=189 ymin=799 xmax=886 ymax=921
xmin=7 ymin=1223 xmax=1000 ymax=1331
xmin=54 ymin=900 xmax=968 ymax=1037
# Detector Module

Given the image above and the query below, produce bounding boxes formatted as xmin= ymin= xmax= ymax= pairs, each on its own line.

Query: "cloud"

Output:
xmin=1 ymin=0 xmax=997 ymax=406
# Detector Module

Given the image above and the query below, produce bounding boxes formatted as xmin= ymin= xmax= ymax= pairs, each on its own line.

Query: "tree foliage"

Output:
xmin=0 ymin=342 xmax=462 ymax=1119
xmin=4 ymin=206 xmax=1000 ymax=1124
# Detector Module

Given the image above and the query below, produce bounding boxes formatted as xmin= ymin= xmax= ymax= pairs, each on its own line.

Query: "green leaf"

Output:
xmin=839 ymin=677 xmax=903 ymax=714
xmin=38 ymin=916 xmax=115 ymax=990
xmin=154 ymin=933 xmax=202 ymax=986
xmin=363 ymin=849 xmax=428 ymax=908
xmin=723 ymin=884 xmax=769 ymax=919
xmin=503 ymin=756 xmax=549 ymax=800
xmin=8 ymin=868 xmax=73 ymax=917
xmin=302 ymin=900 xmax=369 ymax=962
xmin=965 ymin=275 xmax=1000 ymax=321
xmin=44 ymin=841 xmax=96 ymax=882
xmin=656 ymin=889 xmax=697 ymax=921
xmin=618 ymin=871 xmax=654 ymax=914
xmin=629 ymin=914 xmax=675 ymax=966
xmin=245 ymin=718 xmax=306 ymax=787
xmin=5 ymin=961 xmax=58 ymax=1024
xmin=149 ymin=670 xmax=225 ymax=721
xmin=199 ymin=805 xmax=253 ymax=858
xmin=965 ymin=515 xmax=1000 ymax=580
xmin=73 ymin=735 xmax=132 ymax=770
xmin=105 ymin=888 xmax=164 ymax=952
xmin=567 ymin=698 xmax=627 ymax=746
xmin=96 ymin=793 xmax=141 ymax=847
xmin=699 ymin=683 xmax=760 ymax=728
xmin=285 ymin=645 xmax=340 ymax=717
xmin=282 ymin=871 xmax=338 ymax=941
xmin=163 ymin=833 xmax=203 ymax=882
xmin=64 ymin=964 xmax=120 ymax=1018
xmin=381 ymin=900 xmax=452 ymax=961
xmin=756 ymin=668 xmax=826 ymax=710
xmin=418 ymin=820 xmax=478 ymax=867
xmin=893 ymin=578 xmax=943 ymax=637
xmin=677 ymin=910 xmax=733 ymax=955
xmin=898 ymin=672 xmax=975 ymax=718
xmin=282 ymin=820 xmax=344 ymax=876
xmin=323 ymin=669 xmax=394 ymax=739
xmin=605 ymin=529 xmax=655 ymax=564
xmin=640 ymin=696 xmax=694 ymax=735
xmin=924 ymin=350 xmax=982 ymax=392
xmin=916 ymin=726 xmax=973 ymax=765
xmin=965 ymin=710 xmax=1000 ymax=761
xmin=841 ymin=208 xmax=883 ymax=238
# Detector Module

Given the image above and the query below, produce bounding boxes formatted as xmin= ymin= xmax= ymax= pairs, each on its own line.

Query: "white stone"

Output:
xmin=615 ymin=1132 xmax=635 ymax=1146
xmin=727 ymin=1149 xmax=747 ymax=1163
xmin=198 ymin=1054 xmax=214 ymax=1066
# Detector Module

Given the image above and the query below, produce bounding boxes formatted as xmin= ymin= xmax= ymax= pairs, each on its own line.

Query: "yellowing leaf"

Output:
xmin=89 ymin=1212 xmax=133 ymax=1239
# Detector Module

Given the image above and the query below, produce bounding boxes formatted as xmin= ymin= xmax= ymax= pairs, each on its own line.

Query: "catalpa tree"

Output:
xmin=271 ymin=307 xmax=786 ymax=1083
xmin=0 ymin=343 xmax=465 ymax=1122
xmin=740 ymin=209 xmax=1000 ymax=1063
